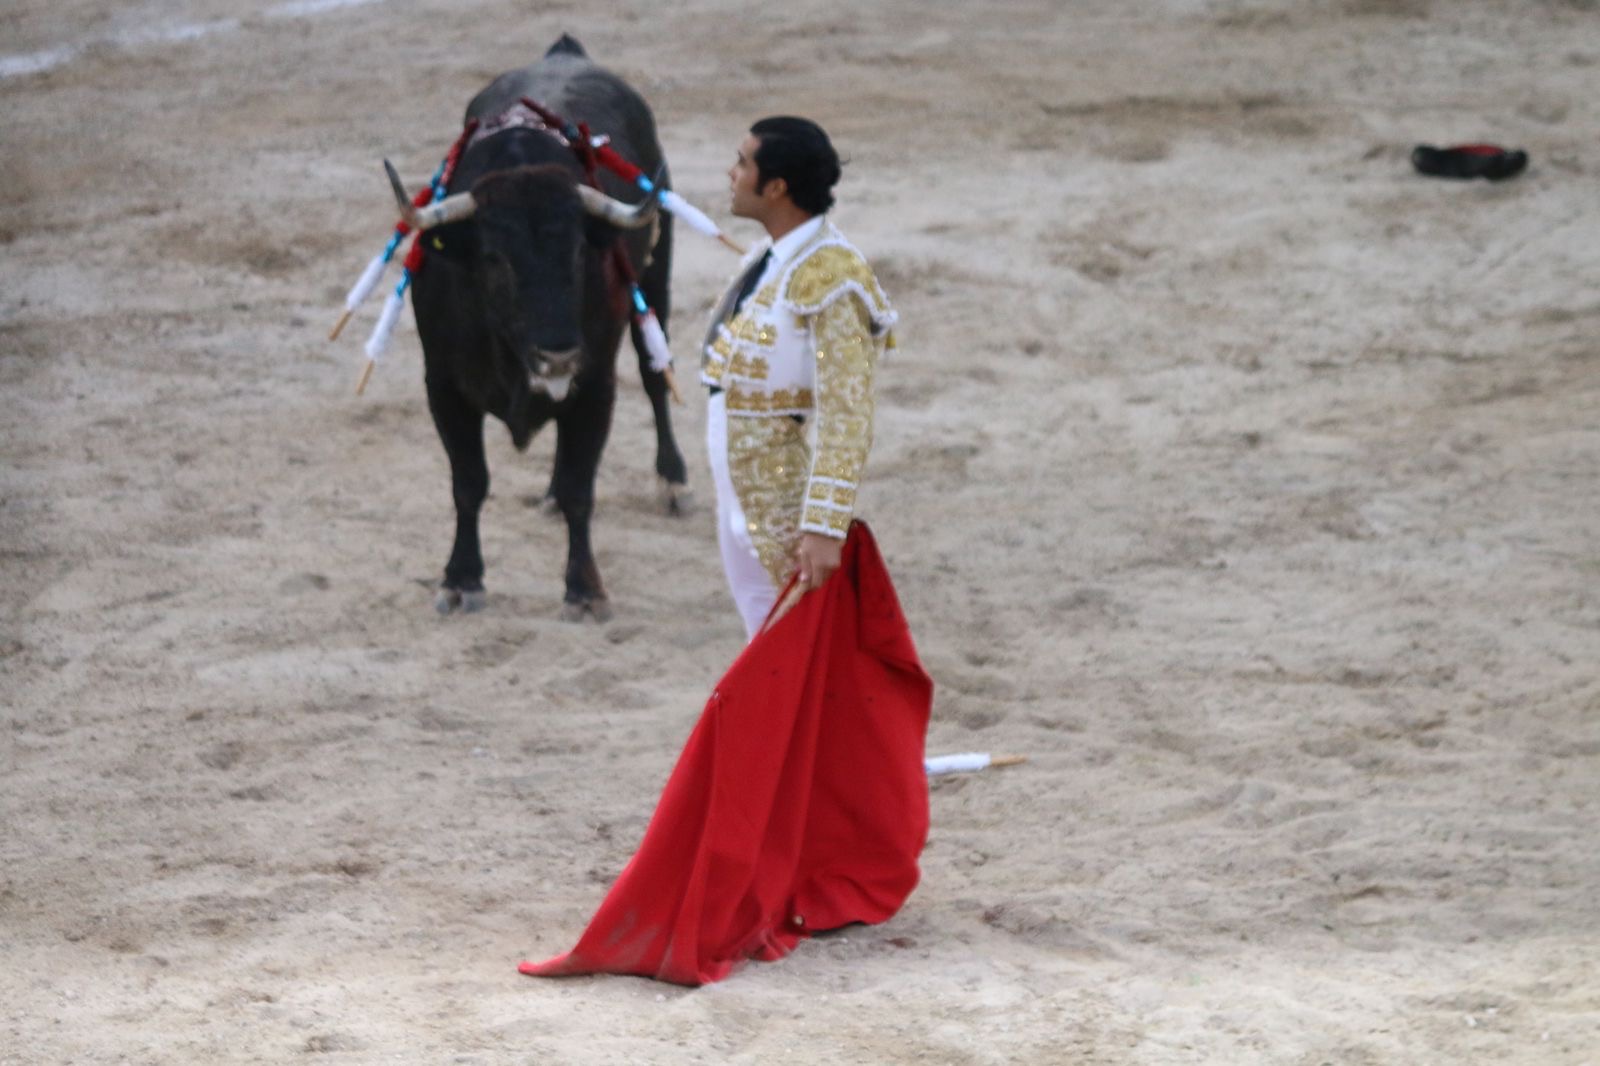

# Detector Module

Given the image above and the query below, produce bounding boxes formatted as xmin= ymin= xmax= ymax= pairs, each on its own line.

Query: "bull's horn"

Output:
xmin=576 ymin=184 xmax=659 ymax=230
xmin=383 ymin=159 xmax=476 ymax=230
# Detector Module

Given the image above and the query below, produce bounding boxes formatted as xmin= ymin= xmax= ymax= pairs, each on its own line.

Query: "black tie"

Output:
xmin=709 ymin=250 xmax=773 ymax=398
xmin=729 ymin=250 xmax=772 ymax=318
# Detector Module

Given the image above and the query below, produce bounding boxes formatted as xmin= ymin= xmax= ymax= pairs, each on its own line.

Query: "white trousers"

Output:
xmin=706 ymin=393 xmax=779 ymax=640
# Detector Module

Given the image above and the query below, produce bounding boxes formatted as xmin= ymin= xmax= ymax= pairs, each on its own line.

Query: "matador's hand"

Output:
xmin=794 ymin=532 xmax=844 ymax=592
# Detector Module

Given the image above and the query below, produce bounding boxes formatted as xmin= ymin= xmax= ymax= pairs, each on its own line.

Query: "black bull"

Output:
xmin=399 ymin=37 xmax=686 ymax=620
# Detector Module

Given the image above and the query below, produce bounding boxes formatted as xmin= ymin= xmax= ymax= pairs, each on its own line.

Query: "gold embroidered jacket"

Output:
xmin=702 ymin=221 xmax=898 ymax=582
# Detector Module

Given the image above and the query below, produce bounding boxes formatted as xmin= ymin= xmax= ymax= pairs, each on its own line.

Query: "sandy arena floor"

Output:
xmin=3 ymin=1 xmax=1598 ymax=1062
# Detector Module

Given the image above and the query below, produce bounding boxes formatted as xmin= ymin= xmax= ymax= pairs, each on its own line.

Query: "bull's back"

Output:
xmin=465 ymin=50 xmax=659 ymax=167
xmin=467 ymin=53 xmax=586 ymax=123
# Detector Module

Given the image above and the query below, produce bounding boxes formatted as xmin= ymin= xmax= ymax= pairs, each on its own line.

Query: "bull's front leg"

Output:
xmin=552 ymin=382 xmax=616 ymax=622
xmin=427 ymin=381 xmax=490 ymax=614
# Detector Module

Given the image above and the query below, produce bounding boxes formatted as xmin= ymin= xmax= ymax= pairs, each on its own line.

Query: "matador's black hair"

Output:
xmin=750 ymin=116 xmax=842 ymax=216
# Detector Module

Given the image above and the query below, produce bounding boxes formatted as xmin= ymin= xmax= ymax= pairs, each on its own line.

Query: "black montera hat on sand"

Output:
xmin=1411 ymin=144 xmax=1529 ymax=181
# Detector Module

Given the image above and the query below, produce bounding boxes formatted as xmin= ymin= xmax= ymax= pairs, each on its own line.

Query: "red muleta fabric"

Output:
xmin=519 ymin=521 xmax=933 ymax=986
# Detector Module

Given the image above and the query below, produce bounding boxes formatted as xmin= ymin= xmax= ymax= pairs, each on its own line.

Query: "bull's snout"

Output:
xmin=536 ymin=346 xmax=581 ymax=377
xmin=528 ymin=345 xmax=581 ymax=401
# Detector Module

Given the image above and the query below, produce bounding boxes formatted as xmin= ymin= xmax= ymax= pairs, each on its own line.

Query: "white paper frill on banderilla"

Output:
xmin=923 ymin=752 xmax=1027 ymax=776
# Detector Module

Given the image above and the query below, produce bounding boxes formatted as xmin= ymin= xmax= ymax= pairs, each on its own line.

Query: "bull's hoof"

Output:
xmin=661 ymin=480 xmax=694 ymax=517
xmin=559 ymin=597 xmax=612 ymax=624
xmin=435 ymin=587 xmax=487 ymax=614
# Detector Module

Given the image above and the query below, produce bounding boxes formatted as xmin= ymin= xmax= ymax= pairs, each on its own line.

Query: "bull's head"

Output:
xmin=384 ymin=159 xmax=657 ymax=400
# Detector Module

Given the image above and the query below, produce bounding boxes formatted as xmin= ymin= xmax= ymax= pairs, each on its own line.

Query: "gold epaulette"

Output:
xmin=782 ymin=243 xmax=896 ymax=331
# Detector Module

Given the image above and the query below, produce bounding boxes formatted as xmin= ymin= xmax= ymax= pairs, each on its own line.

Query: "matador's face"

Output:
xmin=728 ymin=133 xmax=768 ymax=222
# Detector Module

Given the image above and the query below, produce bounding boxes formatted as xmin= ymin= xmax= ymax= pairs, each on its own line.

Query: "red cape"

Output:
xmin=519 ymin=522 xmax=933 ymax=986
